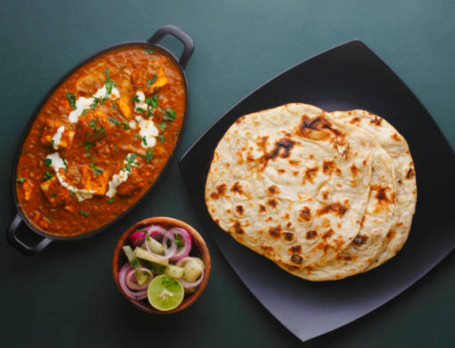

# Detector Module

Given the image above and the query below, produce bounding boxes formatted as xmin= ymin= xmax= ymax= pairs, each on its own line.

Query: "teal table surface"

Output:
xmin=1 ymin=0 xmax=454 ymax=347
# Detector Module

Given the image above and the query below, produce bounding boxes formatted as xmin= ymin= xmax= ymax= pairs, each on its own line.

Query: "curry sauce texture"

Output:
xmin=16 ymin=45 xmax=186 ymax=236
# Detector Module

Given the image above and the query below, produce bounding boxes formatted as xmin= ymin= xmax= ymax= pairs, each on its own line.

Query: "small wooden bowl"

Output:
xmin=112 ymin=217 xmax=211 ymax=314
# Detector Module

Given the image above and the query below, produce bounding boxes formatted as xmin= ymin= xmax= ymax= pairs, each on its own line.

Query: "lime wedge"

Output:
xmin=147 ymin=275 xmax=184 ymax=311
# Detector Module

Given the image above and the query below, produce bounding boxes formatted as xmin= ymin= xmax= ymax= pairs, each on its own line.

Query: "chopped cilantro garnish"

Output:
xmin=146 ymin=75 xmax=158 ymax=89
xmin=163 ymin=108 xmax=177 ymax=121
xmin=131 ymin=95 xmax=140 ymax=103
xmin=43 ymin=171 xmax=54 ymax=181
xmin=50 ymin=192 xmax=57 ymax=198
xmin=124 ymin=153 xmax=138 ymax=171
xmin=78 ymin=210 xmax=90 ymax=217
xmin=84 ymin=141 xmax=95 ymax=153
xmin=69 ymin=191 xmax=76 ymax=198
xmin=81 ymin=109 xmax=89 ymax=116
xmin=122 ymin=121 xmax=130 ymax=130
xmin=89 ymin=162 xmax=103 ymax=175
xmin=135 ymin=107 xmax=146 ymax=114
xmin=134 ymin=134 xmax=142 ymax=140
xmin=174 ymin=233 xmax=183 ymax=248
xmin=157 ymin=134 xmax=165 ymax=144
xmin=90 ymin=97 xmax=100 ymax=110
xmin=145 ymin=47 xmax=154 ymax=55
xmin=158 ymin=121 xmax=169 ymax=131
xmin=17 ymin=177 xmax=25 ymax=183
xmin=88 ymin=120 xmax=105 ymax=137
xmin=106 ymin=198 xmax=114 ymax=204
xmin=44 ymin=158 xmax=52 ymax=166
xmin=112 ymin=102 xmax=119 ymax=111
xmin=138 ymin=149 xmax=154 ymax=163
xmin=104 ymin=69 xmax=115 ymax=95
xmin=45 ymin=215 xmax=53 ymax=222
xmin=108 ymin=116 xmax=120 ymax=126
xmin=66 ymin=92 xmax=76 ymax=109
xmin=130 ymin=258 xmax=141 ymax=273
xmin=142 ymin=136 xmax=147 ymax=146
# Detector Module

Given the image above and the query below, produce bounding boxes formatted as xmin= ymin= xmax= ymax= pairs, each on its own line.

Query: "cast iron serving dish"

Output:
xmin=179 ymin=40 xmax=455 ymax=342
xmin=7 ymin=24 xmax=194 ymax=255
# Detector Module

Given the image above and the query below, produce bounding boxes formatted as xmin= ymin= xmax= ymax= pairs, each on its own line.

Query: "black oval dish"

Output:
xmin=7 ymin=24 xmax=194 ymax=255
xmin=179 ymin=40 xmax=455 ymax=342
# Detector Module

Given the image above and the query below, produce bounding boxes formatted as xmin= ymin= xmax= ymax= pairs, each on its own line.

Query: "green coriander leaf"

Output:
xmin=131 ymin=95 xmax=140 ymax=103
xmin=112 ymin=102 xmax=118 ymax=111
xmin=163 ymin=108 xmax=176 ymax=121
xmin=43 ymin=171 xmax=54 ymax=181
xmin=17 ymin=177 xmax=25 ymax=183
xmin=66 ymin=92 xmax=76 ymax=109
xmin=145 ymin=47 xmax=154 ymax=55
xmin=158 ymin=121 xmax=169 ymax=131
xmin=81 ymin=109 xmax=89 ymax=115
xmin=108 ymin=116 xmax=120 ymax=126
xmin=122 ymin=121 xmax=130 ymax=130
xmin=134 ymin=134 xmax=142 ymax=140
xmin=135 ymin=107 xmax=146 ymax=114
xmin=50 ymin=192 xmax=57 ymax=198
xmin=84 ymin=141 xmax=95 ymax=153
xmin=104 ymin=70 xmax=114 ymax=95
xmin=69 ymin=191 xmax=76 ymax=198
xmin=157 ymin=134 xmax=165 ymax=144
xmin=106 ymin=198 xmax=114 ymax=204
xmin=142 ymin=136 xmax=147 ymax=146
xmin=90 ymin=97 xmax=100 ymax=110
xmin=89 ymin=162 xmax=103 ymax=175
xmin=44 ymin=158 xmax=52 ymax=166
xmin=78 ymin=210 xmax=90 ymax=217
xmin=146 ymin=75 xmax=158 ymax=89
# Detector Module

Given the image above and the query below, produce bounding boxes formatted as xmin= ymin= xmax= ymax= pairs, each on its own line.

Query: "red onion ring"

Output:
xmin=144 ymin=228 xmax=177 ymax=260
xmin=176 ymin=257 xmax=205 ymax=289
xmin=145 ymin=225 xmax=168 ymax=239
xmin=126 ymin=267 xmax=153 ymax=290
xmin=168 ymin=227 xmax=192 ymax=261
xmin=119 ymin=264 xmax=147 ymax=300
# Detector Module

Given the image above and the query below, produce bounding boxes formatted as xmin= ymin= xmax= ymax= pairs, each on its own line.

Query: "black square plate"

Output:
xmin=179 ymin=40 xmax=455 ymax=342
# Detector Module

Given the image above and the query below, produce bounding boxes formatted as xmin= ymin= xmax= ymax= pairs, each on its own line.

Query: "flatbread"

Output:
xmin=331 ymin=110 xmax=417 ymax=270
xmin=293 ymin=146 xmax=398 ymax=280
xmin=205 ymin=103 xmax=391 ymax=276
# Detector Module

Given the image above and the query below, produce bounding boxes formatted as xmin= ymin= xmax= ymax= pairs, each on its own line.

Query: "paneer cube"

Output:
xmin=40 ymin=177 xmax=72 ymax=206
xmin=40 ymin=120 xmax=74 ymax=149
xmin=116 ymin=97 xmax=132 ymax=119
xmin=148 ymin=67 xmax=168 ymax=92
xmin=80 ymin=166 xmax=110 ymax=195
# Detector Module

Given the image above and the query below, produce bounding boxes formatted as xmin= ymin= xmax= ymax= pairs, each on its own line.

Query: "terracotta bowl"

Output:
xmin=112 ymin=216 xmax=211 ymax=314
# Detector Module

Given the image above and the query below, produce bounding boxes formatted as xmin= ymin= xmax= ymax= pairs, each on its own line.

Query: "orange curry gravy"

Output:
xmin=16 ymin=45 xmax=186 ymax=237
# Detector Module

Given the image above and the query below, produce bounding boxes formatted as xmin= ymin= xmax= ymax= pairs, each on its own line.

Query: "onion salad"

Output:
xmin=119 ymin=224 xmax=205 ymax=311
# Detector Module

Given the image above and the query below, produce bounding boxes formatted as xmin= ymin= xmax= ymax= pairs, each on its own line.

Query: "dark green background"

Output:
xmin=1 ymin=0 xmax=454 ymax=347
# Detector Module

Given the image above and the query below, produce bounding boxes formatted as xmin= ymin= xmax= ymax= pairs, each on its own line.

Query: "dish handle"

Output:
xmin=148 ymin=24 xmax=194 ymax=68
xmin=6 ymin=214 xmax=52 ymax=256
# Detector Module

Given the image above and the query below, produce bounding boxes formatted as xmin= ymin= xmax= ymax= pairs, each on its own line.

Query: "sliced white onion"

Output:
xmin=126 ymin=267 xmax=153 ymax=290
xmin=118 ymin=264 xmax=147 ymax=300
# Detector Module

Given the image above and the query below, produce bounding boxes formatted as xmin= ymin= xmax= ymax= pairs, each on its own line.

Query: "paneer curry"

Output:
xmin=15 ymin=45 xmax=186 ymax=236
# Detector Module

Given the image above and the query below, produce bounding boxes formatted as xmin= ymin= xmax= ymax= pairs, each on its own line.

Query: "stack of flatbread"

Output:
xmin=205 ymin=103 xmax=417 ymax=281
